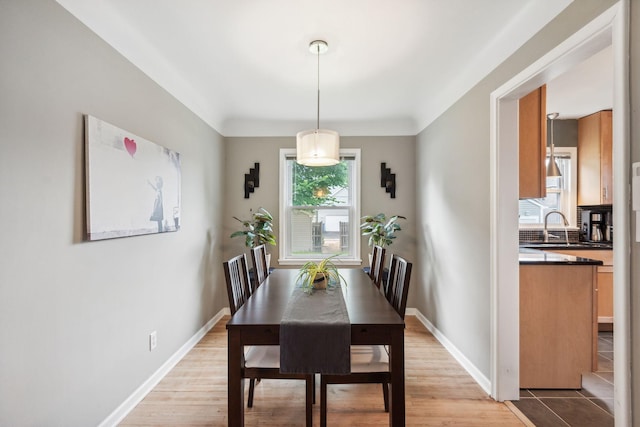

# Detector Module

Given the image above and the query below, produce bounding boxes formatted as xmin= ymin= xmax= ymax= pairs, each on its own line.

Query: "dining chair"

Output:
xmin=320 ymin=255 xmax=413 ymax=427
xmin=223 ymin=254 xmax=315 ymax=426
xmin=384 ymin=254 xmax=413 ymax=319
xmin=250 ymin=244 xmax=269 ymax=292
xmin=369 ymin=244 xmax=386 ymax=288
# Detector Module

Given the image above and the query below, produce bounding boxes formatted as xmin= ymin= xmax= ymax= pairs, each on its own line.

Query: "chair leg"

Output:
xmin=247 ymin=378 xmax=255 ymax=408
xmin=305 ymin=375 xmax=313 ymax=427
xmin=320 ymin=376 xmax=328 ymax=427
xmin=382 ymin=382 xmax=389 ymax=412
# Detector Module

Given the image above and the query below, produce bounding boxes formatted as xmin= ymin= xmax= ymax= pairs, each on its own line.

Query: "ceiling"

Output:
xmin=57 ymin=0 xmax=580 ymax=137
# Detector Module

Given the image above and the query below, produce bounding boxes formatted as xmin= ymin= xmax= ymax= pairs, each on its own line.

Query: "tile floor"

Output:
xmin=512 ymin=331 xmax=614 ymax=426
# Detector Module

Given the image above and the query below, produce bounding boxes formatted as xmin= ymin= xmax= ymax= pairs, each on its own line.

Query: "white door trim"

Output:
xmin=489 ymin=2 xmax=630 ymax=425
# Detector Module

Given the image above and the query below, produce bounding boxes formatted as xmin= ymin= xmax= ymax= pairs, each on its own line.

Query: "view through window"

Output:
xmin=279 ymin=149 xmax=360 ymax=264
xmin=518 ymin=148 xmax=577 ymax=227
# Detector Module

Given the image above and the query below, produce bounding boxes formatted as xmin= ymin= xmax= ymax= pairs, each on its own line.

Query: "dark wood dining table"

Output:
xmin=226 ymin=267 xmax=406 ymax=426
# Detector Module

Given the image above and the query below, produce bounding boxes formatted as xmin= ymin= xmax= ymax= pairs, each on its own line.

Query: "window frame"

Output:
xmin=278 ymin=148 xmax=361 ymax=266
xmin=519 ymin=147 xmax=578 ymax=229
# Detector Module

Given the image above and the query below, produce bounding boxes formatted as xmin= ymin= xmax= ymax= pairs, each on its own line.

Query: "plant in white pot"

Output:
xmin=360 ymin=213 xmax=406 ymax=266
xmin=230 ymin=207 xmax=276 ymax=268
xmin=296 ymin=256 xmax=345 ymax=293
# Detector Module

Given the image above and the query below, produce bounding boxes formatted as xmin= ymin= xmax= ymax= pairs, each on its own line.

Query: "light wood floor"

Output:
xmin=120 ymin=316 xmax=528 ymax=426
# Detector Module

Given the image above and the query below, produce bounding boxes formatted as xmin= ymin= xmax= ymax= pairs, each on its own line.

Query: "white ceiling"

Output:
xmin=56 ymin=0 xmax=578 ymax=136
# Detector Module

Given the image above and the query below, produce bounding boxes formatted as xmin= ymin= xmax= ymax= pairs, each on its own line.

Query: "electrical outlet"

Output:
xmin=149 ymin=331 xmax=157 ymax=351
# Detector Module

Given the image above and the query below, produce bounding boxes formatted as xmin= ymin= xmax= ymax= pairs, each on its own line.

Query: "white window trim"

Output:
xmin=278 ymin=148 xmax=361 ymax=266
xmin=519 ymin=146 xmax=578 ymax=230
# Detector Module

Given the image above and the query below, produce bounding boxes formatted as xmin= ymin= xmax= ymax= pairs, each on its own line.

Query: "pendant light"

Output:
xmin=296 ymin=40 xmax=340 ymax=166
xmin=546 ymin=112 xmax=562 ymax=177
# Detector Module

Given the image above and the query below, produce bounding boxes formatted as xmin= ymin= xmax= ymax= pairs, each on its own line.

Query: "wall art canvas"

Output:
xmin=85 ymin=115 xmax=181 ymax=240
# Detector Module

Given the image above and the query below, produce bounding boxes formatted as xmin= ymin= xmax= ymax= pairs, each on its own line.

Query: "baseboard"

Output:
xmin=98 ymin=308 xmax=228 ymax=427
xmin=407 ymin=308 xmax=492 ymax=395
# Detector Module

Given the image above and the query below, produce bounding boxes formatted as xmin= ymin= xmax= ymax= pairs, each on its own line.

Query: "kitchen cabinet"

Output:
xmin=520 ymin=264 xmax=597 ymax=388
xmin=546 ymin=249 xmax=613 ymax=328
xmin=578 ymin=110 xmax=613 ymax=205
xmin=519 ymin=85 xmax=547 ymax=199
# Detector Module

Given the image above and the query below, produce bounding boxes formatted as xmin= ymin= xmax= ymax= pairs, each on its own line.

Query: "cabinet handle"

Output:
xmin=603 ymin=187 xmax=607 ymax=200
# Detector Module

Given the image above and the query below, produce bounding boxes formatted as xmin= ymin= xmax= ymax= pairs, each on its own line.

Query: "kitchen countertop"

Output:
xmin=519 ymin=248 xmax=604 ymax=265
xmin=520 ymin=241 xmax=613 ymax=250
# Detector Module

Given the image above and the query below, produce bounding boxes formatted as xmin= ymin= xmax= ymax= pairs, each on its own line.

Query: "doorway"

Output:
xmin=489 ymin=2 xmax=630 ymax=426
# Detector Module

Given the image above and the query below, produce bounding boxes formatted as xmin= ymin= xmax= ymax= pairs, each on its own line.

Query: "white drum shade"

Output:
xmin=296 ymin=129 xmax=340 ymax=166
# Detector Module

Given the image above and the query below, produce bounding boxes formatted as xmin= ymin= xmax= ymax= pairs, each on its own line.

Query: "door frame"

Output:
xmin=489 ymin=1 xmax=630 ymax=424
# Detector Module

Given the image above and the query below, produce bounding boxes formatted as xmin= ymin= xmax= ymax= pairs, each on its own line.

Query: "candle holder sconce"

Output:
xmin=380 ymin=163 xmax=396 ymax=198
xmin=244 ymin=163 xmax=260 ymax=198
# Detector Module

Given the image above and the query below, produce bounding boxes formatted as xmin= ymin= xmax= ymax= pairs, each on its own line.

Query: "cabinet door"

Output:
xmin=519 ymin=85 xmax=547 ymax=199
xmin=597 ymin=268 xmax=613 ymax=323
xmin=578 ymin=110 xmax=613 ymax=205
xmin=600 ymin=111 xmax=613 ymax=204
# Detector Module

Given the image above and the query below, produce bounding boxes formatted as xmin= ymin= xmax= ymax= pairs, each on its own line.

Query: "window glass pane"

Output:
xmin=519 ymin=153 xmax=574 ymax=226
xmin=283 ymin=155 xmax=356 ymax=260
xmin=289 ymin=208 xmax=350 ymax=256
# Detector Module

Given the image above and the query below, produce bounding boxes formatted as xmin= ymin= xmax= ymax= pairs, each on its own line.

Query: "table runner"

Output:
xmin=280 ymin=286 xmax=351 ymax=374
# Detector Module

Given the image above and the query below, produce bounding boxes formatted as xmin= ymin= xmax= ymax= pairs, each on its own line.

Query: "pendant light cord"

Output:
xmin=316 ymin=43 xmax=320 ymax=130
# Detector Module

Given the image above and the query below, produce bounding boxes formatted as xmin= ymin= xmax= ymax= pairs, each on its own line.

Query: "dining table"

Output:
xmin=226 ymin=267 xmax=406 ymax=426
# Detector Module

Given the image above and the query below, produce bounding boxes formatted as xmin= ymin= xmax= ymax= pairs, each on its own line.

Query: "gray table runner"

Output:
xmin=280 ymin=286 xmax=351 ymax=374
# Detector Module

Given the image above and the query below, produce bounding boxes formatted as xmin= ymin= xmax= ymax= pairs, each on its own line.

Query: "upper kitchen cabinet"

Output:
xmin=578 ymin=110 xmax=613 ymax=205
xmin=519 ymin=85 xmax=547 ymax=199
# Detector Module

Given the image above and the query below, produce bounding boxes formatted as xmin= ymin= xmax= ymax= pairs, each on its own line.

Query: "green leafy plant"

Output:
xmin=360 ymin=213 xmax=406 ymax=248
xmin=296 ymin=256 xmax=345 ymax=293
xmin=230 ymin=207 xmax=276 ymax=248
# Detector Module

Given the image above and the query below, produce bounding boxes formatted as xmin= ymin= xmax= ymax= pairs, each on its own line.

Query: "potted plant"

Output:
xmin=360 ymin=213 xmax=406 ymax=267
xmin=230 ymin=207 xmax=276 ymax=267
xmin=297 ymin=256 xmax=345 ymax=293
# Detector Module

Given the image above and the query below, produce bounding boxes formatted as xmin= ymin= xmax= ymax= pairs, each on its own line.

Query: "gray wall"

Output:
xmin=550 ymin=119 xmax=578 ymax=148
xmin=223 ymin=136 xmax=417 ymax=274
xmin=0 ymin=1 xmax=226 ymax=425
xmin=415 ymin=0 xmax=617 ymax=379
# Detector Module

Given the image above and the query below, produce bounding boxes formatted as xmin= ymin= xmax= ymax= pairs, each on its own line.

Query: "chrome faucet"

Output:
xmin=543 ymin=210 xmax=569 ymax=244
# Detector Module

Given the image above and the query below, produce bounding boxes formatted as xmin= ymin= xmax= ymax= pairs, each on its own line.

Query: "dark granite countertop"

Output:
xmin=519 ymin=248 xmax=604 ymax=265
xmin=519 ymin=241 xmax=613 ymax=250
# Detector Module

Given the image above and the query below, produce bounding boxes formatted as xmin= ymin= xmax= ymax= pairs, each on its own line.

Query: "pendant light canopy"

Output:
xmin=546 ymin=112 xmax=562 ymax=177
xmin=296 ymin=40 xmax=340 ymax=167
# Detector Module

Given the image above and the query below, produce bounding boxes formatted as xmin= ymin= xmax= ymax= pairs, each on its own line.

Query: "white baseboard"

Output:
xmin=407 ymin=308 xmax=492 ymax=395
xmin=98 ymin=308 xmax=228 ymax=427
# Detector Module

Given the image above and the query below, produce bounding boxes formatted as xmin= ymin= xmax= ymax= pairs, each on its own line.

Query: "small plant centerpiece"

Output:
xmin=297 ymin=256 xmax=345 ymax=293
xmin=360 ymin=213 xmax=406 ymax=248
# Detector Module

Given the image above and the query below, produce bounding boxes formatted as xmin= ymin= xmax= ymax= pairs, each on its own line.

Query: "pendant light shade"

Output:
xmin=296 ymin=40 xmax=340 ymax=167
xmin=546 ymin=112 xmax=562 ymax=177
xmin=296 ymin=129 xmax=340 ymax=166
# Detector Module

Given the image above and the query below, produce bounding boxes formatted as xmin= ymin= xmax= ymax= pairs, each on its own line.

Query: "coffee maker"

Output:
xmin=581 ymin=209 xmax=612 ymax=242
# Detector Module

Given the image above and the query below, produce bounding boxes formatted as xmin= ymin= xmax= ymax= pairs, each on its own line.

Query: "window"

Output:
xmin=519 ymin=147 xmax=577 ymax=227
xmin=279 ymin=148 xmax=360 ymax=265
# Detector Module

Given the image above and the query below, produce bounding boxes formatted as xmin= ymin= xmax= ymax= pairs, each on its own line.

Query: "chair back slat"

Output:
xmin=223 ymin=254 xmax=252 ymax=315
xmin=384 ymin=255 xmax=412 ymax=319
xmin=369 ymin=245 xmax=386 ymax=288
xmin=250 ymin=244 xmax=269 ymax=290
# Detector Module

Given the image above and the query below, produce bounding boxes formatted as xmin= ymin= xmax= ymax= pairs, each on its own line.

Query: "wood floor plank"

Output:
xmin=120 ymin=316 xmax=526 ymax=426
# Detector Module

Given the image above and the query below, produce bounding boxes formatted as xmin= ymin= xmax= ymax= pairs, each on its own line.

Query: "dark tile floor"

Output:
xmin=512 ymin=331 xmax=614 ymax=426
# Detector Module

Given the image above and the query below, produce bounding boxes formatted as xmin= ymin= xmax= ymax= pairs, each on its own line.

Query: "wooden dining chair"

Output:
xmin=369 ymin=244 xmax=386 ymax=288
xmin=223 ymin=254 xmax=314 ymax=426
xmin=320 ymin=255 xmax=413 ymax=427
xmin=384 ymin=254 xmax=413 ymax=319
xmin=250 ymin=244 xmax=269 ymax=292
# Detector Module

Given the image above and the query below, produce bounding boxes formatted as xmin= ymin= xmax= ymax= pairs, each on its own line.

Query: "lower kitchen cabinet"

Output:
xmin=520 ymin=264 xmax=597 ymax=389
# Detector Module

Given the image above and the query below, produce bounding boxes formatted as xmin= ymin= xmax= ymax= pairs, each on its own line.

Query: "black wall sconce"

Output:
xmin=380 ymin=163 xmax=396 ymax=198
xmin=244 ymin=163 xmax=260 ymax=198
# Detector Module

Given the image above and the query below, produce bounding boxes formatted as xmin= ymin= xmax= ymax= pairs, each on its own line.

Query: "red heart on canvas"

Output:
xmin=124 ymin=137 xmax=137 ymax=157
